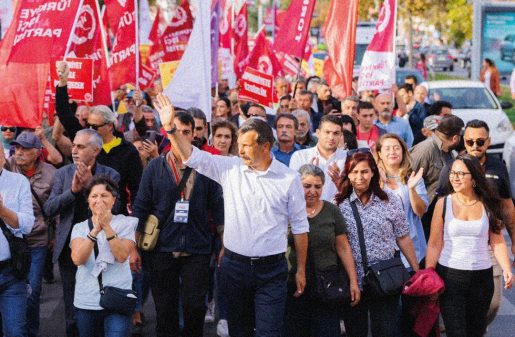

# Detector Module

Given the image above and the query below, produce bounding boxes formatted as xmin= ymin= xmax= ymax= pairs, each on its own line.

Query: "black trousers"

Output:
xmin=59 ymin=245 xmax=78 ymax=337
xmin=148 ymin=253 xmax=210 ymax=337
xmin=437 ymin=264 xmax=494 ymax=337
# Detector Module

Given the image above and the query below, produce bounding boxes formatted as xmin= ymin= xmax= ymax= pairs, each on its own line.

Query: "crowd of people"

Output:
xmin=0 ymin=60 xmax=514 ymax=337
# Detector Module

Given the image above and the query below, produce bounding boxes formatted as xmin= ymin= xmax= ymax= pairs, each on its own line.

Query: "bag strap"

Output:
xmin=0 ymin=217 xmax=13 ymax=241
xmin=88 ymin=218 xmax=103 ymax=291
xmin=350 ymin=200 xmax=369 ymax=273
xmin=30 ymin=187 xmax=50 ymax=221
xmin=442 ymin=195 xmax=447 ymax=222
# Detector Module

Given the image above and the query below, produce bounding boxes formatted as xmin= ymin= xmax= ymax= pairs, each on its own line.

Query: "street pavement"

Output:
xmin=38 ymin=234 xmax=515 ymax=336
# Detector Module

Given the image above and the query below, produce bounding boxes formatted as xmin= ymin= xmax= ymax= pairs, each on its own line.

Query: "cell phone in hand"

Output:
xmin=145 ymin=130 xmax=157 ymax=143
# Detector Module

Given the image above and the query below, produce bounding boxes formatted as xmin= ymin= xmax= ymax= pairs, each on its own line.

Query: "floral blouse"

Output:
xmin=338 ymin=190 xmax=409 ymax=287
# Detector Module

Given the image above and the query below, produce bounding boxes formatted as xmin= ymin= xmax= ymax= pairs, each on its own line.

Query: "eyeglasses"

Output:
xmin=1 ymin=126 xmax=16 ymax=132
xmin=347 ymin=148 xmax=371 ymax=156
xmin=465 ymin=138 xmax=487 ymax=147
xmin=86 ymin=122 xmax=107 ymax=131
xmin=449 ymin=170 xmax=472 ymax=179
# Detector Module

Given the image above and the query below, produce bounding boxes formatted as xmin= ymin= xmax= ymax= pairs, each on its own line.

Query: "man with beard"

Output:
xmin=398 ymin=84 xmax=427 ymax=145
xmin=290 ymin=115 xmax=346 ymax=201
xmin=410 ymin=114 xmax=464 ymax=240
xmin=187 ymin=108 xmax=220 ymax=154
xmin=374 ymin=93 xmax=414 ymax=147
xmin=291 ymin=109 xmax=318 ymax=148
xmin=272 ymin=114 xmax=302 ymax=166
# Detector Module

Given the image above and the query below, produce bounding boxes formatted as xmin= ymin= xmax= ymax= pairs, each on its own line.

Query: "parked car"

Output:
xmin=502 ymin=133 xmax=515 ymax=198
xmin=427 ymin=49 xmax=454 ymax=71
xmin=425 ymin=80 xmax=513 ymax=154
xmin=500 ymin=34 xmax=515 ymax=63
xmin=396 ymin=68 xmax=425 ymax=87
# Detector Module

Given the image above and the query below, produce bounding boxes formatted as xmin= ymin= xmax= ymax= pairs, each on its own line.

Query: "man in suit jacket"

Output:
xmin=44 ymin=129 xmax=120 ymax=337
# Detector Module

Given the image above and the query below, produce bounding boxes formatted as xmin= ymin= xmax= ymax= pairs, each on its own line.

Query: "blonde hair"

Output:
xmin=376 ymin=133 xmax=412 ymax=185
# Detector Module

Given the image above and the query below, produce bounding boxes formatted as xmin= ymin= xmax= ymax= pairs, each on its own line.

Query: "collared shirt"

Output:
xmin=339 ymin=191 xmax=409 ymax=287
xmin=289 ymin=146 xmax=347 ymax=202
xmin=375 ymin=116 xmax=414 ymax=148
xmin=184 ymin=147 xmax=309 ymax=257
xmin=410 ymin=134 xmax=454 ymax=204
xmin=296 ymin=132 xmax=318 ymax=148
xmin=0 ymin=169 xmax=35 ymax=261
xmin=272 ymin=143 xmax=302 ymax=166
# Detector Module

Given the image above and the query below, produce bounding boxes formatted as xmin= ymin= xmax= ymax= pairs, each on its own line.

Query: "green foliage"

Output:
xmin=445 ymin=0 xmax=473 ymax=47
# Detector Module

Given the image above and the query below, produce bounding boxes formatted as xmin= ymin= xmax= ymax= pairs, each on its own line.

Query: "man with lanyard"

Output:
xmin=133 ymin=111 xmax=224 ymax=337
xmin=0 ymin=142 xmax=35 ymax=337
xmin=153 ymin=93 xmax=309 ymax=337
xmin=436 ymin=119 xmax=515 ymax=329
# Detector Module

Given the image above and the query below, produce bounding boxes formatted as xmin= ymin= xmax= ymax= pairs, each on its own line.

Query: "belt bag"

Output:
xmin=88 ymin=219 xmax=137 ymax=315
xmin=138 ymin=163 xmax=192 ymax=252
xmin=0 ymin=219 xmax=31 ymax=280
xmin=351 ymin=201 xmax=409 ymax=298
xmin=313 ymin=264 xmax=350 ymax=304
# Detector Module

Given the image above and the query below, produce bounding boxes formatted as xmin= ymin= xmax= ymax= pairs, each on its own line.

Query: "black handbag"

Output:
xmin=88 ymin=219 xmax=137 ymax=316
xmin=0 ymin=218 xmax=31 ymax=280
xmin=350 ymin=201 xmax=410 ymax=297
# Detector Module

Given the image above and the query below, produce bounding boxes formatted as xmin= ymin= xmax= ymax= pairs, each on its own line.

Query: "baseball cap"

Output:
xmin=436 ymin=115 xmax=464 ymax=137
xmin=423 ymin=115 xmax=442 ymax=131
xmin=12 ymin=131 xmax=42 ymax=149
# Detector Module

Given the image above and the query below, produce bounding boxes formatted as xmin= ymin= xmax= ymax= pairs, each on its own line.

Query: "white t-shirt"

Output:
xmin=71 ymin=214 xmax=137 ymax=310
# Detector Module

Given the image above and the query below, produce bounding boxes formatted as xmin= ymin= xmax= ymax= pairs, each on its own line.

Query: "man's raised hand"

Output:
xmin=154 ymin=93 xmax=175 ymax=131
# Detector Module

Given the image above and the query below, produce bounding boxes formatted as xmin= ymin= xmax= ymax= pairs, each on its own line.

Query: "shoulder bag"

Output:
xmin=351 ymin=200 xmax=410 ymax=297
xmin=0 ymin=218 xmax=31 ymax=280
xmin=139 ymin=158 xmax=192 ymax=251
xmin=88 ymin=218 xmax=137 ymax=315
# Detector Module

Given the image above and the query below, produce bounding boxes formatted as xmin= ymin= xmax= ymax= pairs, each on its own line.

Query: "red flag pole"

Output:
xmin=135 ymin=0 xmax=140 ymax=90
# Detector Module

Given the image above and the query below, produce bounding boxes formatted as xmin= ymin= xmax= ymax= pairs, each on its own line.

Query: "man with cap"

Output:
xmin=410 ymin=114 xmax=465 ymax=241
xmin=0 ymin=141 xmax=35 ymax=337
xmin=7 ymin=131 xmax=57 ymax=337
xmin=421 ymin=115 xmax=442 ymax=138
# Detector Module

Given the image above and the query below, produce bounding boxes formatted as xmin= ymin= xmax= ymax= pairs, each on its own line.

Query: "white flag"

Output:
xmin=164 ymin=0 xmax=211 ymax=121
xmin=139 ymin=0 xmax=152 ymax=45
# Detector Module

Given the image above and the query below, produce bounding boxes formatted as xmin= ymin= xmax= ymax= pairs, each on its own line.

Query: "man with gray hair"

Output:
xmin=44 ymin=129 xmax=121 ymax=337
xmin=292 ymin=109 xmax=318 ymax=148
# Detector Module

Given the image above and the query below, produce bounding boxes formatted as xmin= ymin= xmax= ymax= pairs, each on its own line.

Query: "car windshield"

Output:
xmin=428 ymin=87 xmax=498 ymax=109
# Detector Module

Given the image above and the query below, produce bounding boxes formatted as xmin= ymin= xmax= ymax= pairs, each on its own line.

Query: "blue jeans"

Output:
xmin=0 ymin=266 xmax=28 ymax=337
xmin=220 ymin=254 xmax=288 ymax=337
xmin=27 ymin=247 xmax=47 ymax=337
xmin=75 ymin=307 xmax=131 ymax=337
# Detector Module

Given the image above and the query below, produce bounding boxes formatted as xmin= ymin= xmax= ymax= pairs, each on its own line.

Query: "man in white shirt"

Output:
xmin=289 ymin=115 xmax=347 ymax=201
xmin=153 ymin=93 xmax=309 ymax=337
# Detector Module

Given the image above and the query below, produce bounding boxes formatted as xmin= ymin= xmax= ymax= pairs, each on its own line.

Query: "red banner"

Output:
xmin=238 ymin=67 xmax=274 ymax=108
xmin=138 ymin=63 xmax=156 ymax=90
xmin=161 ymin=0 xmax=193 ymax=62
xmin=244 ymin=28 xmax=283 ymax=79
xmin=8 ymin=0 xmax=83 ymax=63
xmin=219 ymin=1 xmax=232 ymax=49
xmin=233 ymin=3 xmax=248 ymax=77
xmin=50 ymin=58 xmax=93 ymax=102
xmin=274 ymin=0 xmax=315 ymax=60
xmin=146 ymin=7 xmax=165 ymax=70
xmin=323 ymin=0 xmax=359 ymax=98
xmin=105 ymin=0 xmax=137 ymax=90
xmin=68 ymin=0 xmax=111 ymax=105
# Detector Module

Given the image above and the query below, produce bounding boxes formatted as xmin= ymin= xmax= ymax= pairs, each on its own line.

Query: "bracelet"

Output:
xmin=106 ymin=234 xmax=118 ymax=241
xmin=166 ymin=126 xmax=177 ymax=135
xmin=87 ymin=234 xmax=97 ymax=242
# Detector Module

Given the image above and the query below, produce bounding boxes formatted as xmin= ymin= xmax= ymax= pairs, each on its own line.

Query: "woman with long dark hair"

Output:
xmin=335 ymin=150 xmax=419 ymax=337
xmin=480 ymin=58 xmax=501 ymax=96
xmin=425 ymin=154 xmax=513 ymax=337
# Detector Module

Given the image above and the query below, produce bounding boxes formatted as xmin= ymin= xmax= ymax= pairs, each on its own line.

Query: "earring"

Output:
xmin=473 ymin=182 xmax=477 ymax=188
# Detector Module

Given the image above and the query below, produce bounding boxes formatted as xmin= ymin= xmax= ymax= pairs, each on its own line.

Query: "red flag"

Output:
xmin=138 ymin=63 xmax=156 ymax=90
xmin=238 ymin=67 xmax=274 ymax=108
xmin=161 ymin=0 xmax=193 ymax=62
xmin=147 ymin=8 xmax=165 ymax=69
xmin=105 ymin=0 xmax=138 ymax=90
xmin=244 ymin=28 xmax=283 ymax=79
xmin=274 ymin=0 xmax=315 ymax=60
xmin=68 ymin=0 xmax=111 ymax=105
xmin=50 ymin=58 xmax=94 ymax=102
xmin=8 ymin=0 xmax=83 ymax=63
xmin=219 ymin=1 xmax=232 ymax=49
xmin=233 ymin=3 xmax=248 ymax=77
xmin=323 ymin=0 xmax=359 ymax=98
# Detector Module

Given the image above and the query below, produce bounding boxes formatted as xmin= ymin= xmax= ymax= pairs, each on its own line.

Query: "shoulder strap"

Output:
xmin=88 ymin=218 xmax=103 ymax=291
xmin=442 ymin=195 xmax=447 ymax=222
xmin=350 ymin=200 xmax=369 ymax=273
xmin=30 ymin=187 xmax=48 ymax=220
xmin=0 ymin=218 xmax=13 ymax=240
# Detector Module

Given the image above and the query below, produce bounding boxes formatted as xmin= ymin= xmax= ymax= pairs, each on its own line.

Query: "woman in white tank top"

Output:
xmin=425 ymin=154 xmax=513 ymax=337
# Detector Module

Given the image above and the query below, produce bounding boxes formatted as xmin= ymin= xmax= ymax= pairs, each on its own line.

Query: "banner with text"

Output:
xmin=50 ymin=58 xmax=93 ymax=102
xmin=161 ymin=0 xmax=193 ymax=62
xmin=238 ymin=67 xmax=273 ymax=107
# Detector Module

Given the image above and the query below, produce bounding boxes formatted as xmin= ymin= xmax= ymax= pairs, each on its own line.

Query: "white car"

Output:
xmin=424 ymin=80 xmax=514 ymax=154
xmin=502 ymin=133 xmax=515 ymax=197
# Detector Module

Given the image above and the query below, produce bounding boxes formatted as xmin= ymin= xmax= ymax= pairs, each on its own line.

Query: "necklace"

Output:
xmin=456 ymin=193 xmax=478 ymax=207
xmin=306 ymin=201 xmax=322 ymax=217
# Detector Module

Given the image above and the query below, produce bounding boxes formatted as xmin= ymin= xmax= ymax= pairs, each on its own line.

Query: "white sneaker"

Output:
xmin=205 ymin=300 xmax=215 ymax=323
xmin=340 ymin=320 xmax=346 ymax=334
xmin=216 ymin=319 xmax=230 ymax=337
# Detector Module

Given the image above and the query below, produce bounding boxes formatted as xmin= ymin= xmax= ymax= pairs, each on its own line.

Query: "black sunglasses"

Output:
xmin=86 ymin=122 xmax=107 ymax=131
xmin=347 ymin=148 xmax=371 ymax=156
xmin=465 ymin=138 xmax=486 ymax=147
xmin=1 ymin=126 xmax=16 ymax=132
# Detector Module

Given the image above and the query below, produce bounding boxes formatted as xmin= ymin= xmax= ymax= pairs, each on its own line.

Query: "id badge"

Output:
xmin=174 ymin=200 xmax=190 ymax=223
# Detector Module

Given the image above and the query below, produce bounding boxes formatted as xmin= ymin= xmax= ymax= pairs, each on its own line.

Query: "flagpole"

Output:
xmin=292 ymin=45 xmax=306 ymax=99
xmin=135 ymin=0 xmax=140 ymax=90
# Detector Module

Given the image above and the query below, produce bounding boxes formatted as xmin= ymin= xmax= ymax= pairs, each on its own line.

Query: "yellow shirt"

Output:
xmin=102 ymin=137 xmax=122 ymax=154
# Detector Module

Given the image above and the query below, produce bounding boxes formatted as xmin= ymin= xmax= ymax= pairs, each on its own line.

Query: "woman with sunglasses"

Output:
xmin=376 ymin=134 xmax=428 ymax=268
xmin=425 ymin=154 xmax=513 ymax=337
xmin=1 ymin=126 xmax=17 ymax=158
xmin=335 ymin=149 xmax=419 ymax=337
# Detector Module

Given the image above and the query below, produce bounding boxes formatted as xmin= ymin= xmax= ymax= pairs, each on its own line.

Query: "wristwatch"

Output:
xmin=166 ymin=126 xmax=177 ymax=135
